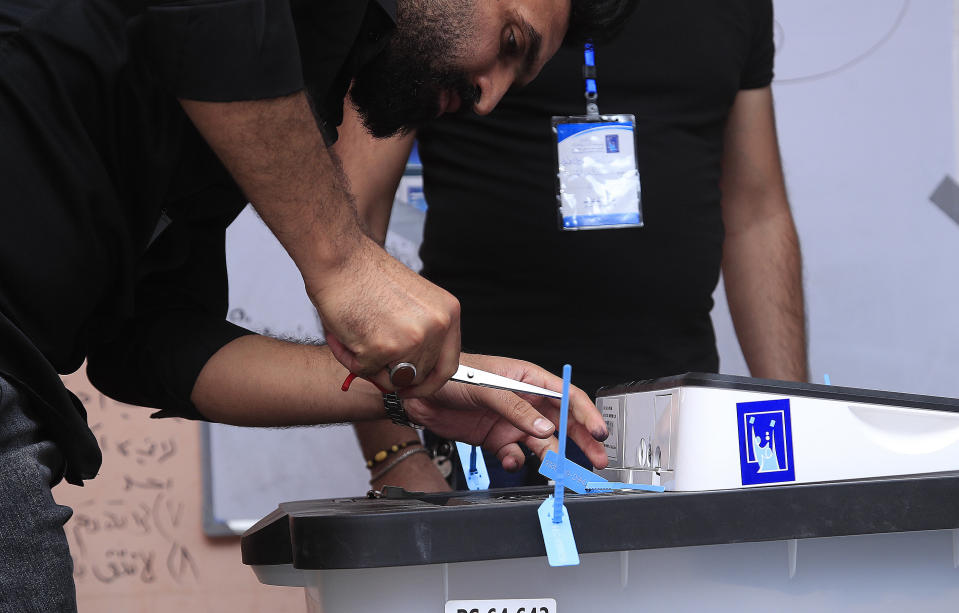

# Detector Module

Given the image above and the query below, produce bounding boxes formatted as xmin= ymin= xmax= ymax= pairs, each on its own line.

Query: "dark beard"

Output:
xmin=349 ymin=0 xmax=479 ymax=139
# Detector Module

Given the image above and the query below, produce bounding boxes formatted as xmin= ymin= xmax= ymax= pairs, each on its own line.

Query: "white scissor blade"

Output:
xmin=451 ymin=365 xmax=563 ymax=399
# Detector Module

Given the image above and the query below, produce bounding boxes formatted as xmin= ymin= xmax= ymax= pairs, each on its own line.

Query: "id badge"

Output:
xmin=552 ymin=115 xmax=642 ymax=230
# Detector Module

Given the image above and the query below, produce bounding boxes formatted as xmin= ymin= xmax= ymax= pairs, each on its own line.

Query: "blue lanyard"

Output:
xmin=584 ymin=41 xmax=599 ymax=117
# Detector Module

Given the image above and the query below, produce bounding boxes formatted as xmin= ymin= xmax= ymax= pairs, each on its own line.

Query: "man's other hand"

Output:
xmin=403 ymin=353 xmax=610 ymax=471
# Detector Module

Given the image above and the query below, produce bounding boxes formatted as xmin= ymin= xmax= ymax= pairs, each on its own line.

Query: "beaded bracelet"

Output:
xmin=369 ymin=447 xmax=430 ymax=484
xmin=366 ymin=440 xmax=422 ymax=469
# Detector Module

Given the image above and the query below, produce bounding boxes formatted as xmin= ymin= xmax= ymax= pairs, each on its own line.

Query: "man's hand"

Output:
xmin=178 ymin=93 xmax=461 ymax=394
xmin=318 ymin=238 xmax=461 ymax=396
xmin=403 ymin=354 xmax=610 ymax=471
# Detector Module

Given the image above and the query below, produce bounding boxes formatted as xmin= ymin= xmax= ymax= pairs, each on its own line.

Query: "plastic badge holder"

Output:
xmin=553 ymin=114 xmax=643 ymax=231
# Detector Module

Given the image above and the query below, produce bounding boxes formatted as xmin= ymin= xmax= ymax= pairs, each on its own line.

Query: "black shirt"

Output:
xmin=417 ymin=0 xmax=774 ymax=399
xmin=0 ymin=0 xmax=395 ymax=484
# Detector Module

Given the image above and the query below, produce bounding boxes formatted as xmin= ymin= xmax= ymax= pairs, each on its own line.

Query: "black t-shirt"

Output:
xmin=417 ymin=0 xmax=774 ymax=398
xmin=0 ymin=0 xmax=394 ymax=483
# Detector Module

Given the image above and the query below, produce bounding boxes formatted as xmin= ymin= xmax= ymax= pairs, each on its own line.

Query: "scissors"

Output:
xmin=341 ymin=364 xmax=562 ymax=399
xmin=449 ymin=364 xmax=562 ymax=399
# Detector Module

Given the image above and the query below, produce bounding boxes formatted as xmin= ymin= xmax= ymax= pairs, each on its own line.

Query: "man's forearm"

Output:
xmin=179 ymin=93 xmax=368 ymax=287
xmin=354 ymin=420 xmax=422 ymax=459
xmin=332 ymin=99 xmax=416 ymax=245
xmin=719 ymin=87 xmax=808 ymax=382
xmin=354 ymin=419 xmax=452 ymax=492
xmin=722 ymin=207 xmax=808 ymax=381
xmin=190 ymin=334 xmax=384 ymax=426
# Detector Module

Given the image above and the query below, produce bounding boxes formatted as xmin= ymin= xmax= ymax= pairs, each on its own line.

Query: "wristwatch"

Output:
xmin=383 ymin=393 xmax=423 ymax=430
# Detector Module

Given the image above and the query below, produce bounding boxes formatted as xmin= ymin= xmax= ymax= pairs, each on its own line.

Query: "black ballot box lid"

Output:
xmin=241 ymin=475 xmax=959 ymax=570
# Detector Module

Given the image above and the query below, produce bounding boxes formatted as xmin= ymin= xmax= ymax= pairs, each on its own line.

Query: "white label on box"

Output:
xmin=600 ymin=397 xmax=622 ymax=457
xmin=445 ymin=598 xmax=556 ymax=613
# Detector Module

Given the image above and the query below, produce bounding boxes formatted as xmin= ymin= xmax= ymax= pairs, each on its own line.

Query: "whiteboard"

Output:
xmin=204 ymin=0 xmax=959 ymax=534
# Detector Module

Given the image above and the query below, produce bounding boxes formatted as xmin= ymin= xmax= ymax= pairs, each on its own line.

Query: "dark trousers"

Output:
xmin=0 ymin=375 xmax=76 ymax=612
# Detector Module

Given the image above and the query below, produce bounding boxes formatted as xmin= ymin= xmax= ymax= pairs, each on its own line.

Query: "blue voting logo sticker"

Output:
xmin=605 ymin=134 xmax=620 ymax=153
xmin=737 ymin=399 xmax=796 ymax=486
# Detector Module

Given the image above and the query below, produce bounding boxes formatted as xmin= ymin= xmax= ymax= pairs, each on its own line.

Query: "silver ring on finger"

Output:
xmin=389 ymin=362 xmax=417 ymax=387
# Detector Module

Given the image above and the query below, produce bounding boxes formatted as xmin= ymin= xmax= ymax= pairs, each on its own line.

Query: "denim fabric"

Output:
xmin=0 ymin=375 xmax=76 ymax=613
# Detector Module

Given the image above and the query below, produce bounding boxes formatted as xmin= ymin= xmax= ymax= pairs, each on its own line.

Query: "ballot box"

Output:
xmin=241 ymin=477 xmax=959 ymax=612
xmin=594 ymin=373 xmax=959 ymax=491
xmin=243 ymin=374 xmax=959 ymax=611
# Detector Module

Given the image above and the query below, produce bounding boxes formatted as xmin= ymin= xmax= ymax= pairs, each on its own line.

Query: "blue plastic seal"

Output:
xmin=537 ymin=365 xmax=581 ymax=566
xmin=539 ymin=450 xmax=608 ymax=494
xmin=585 ymin=481 xmax=665 ymax=493
xmin=455 ymin=442 xmax=490 ymax=490
xmin=538 ymin=497 xmax=579 ymax=567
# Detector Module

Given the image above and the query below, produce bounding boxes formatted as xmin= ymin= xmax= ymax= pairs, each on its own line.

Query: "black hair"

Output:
xmin=564 ymin=0 xmax=640 ymax=47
